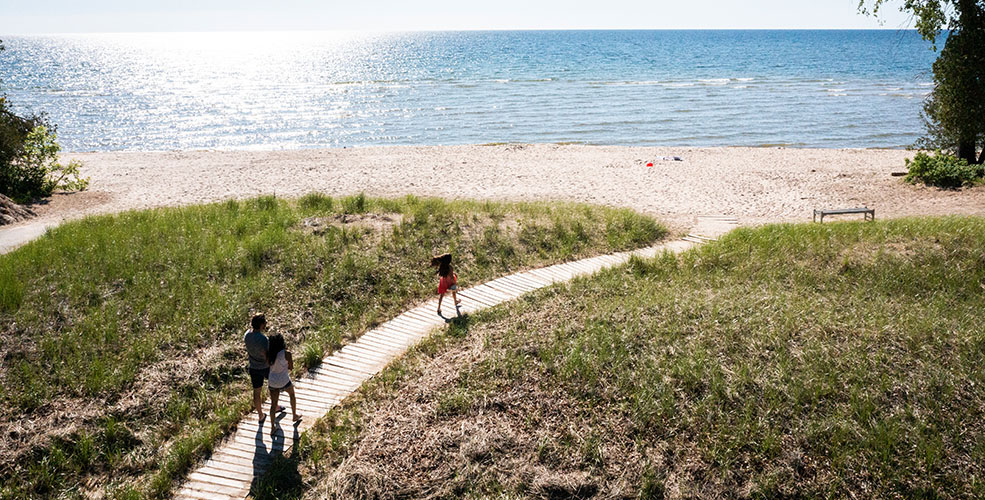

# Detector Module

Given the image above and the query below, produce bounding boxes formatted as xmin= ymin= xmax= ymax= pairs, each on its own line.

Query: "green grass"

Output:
xmin=285 ymin=216 xmax=985 ymax=499
xmin=0 ymin=194 xmax=665 ymax=499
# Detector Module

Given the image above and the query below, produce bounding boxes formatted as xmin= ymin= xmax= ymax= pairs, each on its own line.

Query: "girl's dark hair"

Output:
xmin=267 ymin=334 xmax=286 ymax=365
xmin=431 ymin=253 xmax=452 ymax=277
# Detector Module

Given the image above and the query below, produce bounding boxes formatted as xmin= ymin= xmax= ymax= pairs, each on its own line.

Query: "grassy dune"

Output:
xmin=0 ymin=194 xmax=665 ymax=499
xmin=285 ymin=216 xmax=985 ymax=499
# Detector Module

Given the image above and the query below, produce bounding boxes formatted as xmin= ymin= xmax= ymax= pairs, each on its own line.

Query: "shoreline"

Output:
xmin=2 ymin=144 xmax=983 ymax=248
xmin=56 ymin=143 xmax=920 ymax=153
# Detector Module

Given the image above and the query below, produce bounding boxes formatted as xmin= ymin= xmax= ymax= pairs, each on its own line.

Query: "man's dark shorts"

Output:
xmin=249 ymin=367 xmax=270 ymax=389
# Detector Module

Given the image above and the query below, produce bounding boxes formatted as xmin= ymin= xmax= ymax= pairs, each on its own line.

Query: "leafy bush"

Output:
xmin=0 ymin=125 xmax=89 ymax=202
xmin=904 ymin=151 xmax=985 ymax=188
xmin=0 ymin=42 xmax=28 ymax=170
xmin=0 ymin=40 xmax=46 ymax=201
xmin=1 ymin=40 xmax=86 ymax=202
xmin=0 ymin=102 xmax=41 ymax=170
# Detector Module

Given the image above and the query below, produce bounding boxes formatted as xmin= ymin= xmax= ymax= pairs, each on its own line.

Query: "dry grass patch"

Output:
xmin=292 ymin=300 xmax=656 ymax=500
xmin=300 ymin=213 xmax=404 ymax=235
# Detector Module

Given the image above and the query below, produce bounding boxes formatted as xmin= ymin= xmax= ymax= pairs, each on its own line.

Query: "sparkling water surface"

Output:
xmin=0 ymin=30 xmax=937 ymax=151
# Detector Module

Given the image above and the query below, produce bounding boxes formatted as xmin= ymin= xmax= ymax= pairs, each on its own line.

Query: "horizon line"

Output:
xmin=0 ymin=27 xmax=923 ymax=36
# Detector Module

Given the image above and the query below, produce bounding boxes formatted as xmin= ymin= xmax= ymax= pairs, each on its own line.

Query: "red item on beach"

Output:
xmin=646 ymin=162 xmax=654 ymax=167
xmin=438 ymin=273 xmax=457 ymax=294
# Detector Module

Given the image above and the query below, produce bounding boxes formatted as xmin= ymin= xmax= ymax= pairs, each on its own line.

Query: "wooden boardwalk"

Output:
xmin=175 ymin=216 xmax=738 ymax=499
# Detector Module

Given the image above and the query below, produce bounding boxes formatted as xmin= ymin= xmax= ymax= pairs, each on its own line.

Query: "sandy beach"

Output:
xmin=7 ymin=144 xmax=985 ymax=238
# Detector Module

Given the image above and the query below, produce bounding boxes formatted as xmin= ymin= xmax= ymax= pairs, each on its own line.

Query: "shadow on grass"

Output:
xmin=444 ymin=312 xmax=471 ymax=338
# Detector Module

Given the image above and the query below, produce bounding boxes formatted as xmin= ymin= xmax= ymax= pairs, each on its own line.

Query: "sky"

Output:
xmin=0 ymin=0 xmax=916 ymax=33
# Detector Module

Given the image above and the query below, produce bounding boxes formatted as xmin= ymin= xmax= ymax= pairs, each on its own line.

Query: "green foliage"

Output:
xmin=0 ymin=195 xmax=664 ymax=498
xmin=0 ymin=103 xmax=43 ymax=193
xmin=298 ymin=192 xmax=334 ymax=212
xmin=1 ymin=125 xmax=89 ymax=202
xmin=1 ymin=41 xmax=47 ymax=200
xmin=859 ymin=1 xmax=985 ymax=162
xmin=341 ymin=192 xmax=367 ymax=214
xmin=858 ymin=0 xmax=952 ymax=44
xmin=0 ymin=40 xmax=35 ymax=177
xmin=0 ymin=261 xmax=23 ymax=313
xmin=918 ymin=26 xmax=985 ymax=161
xmin=904 ymin=151 xmax=984 ymax=187
xmin=300 ymin=342 xmax=325 ymax=369
xmin=0 ymin=41 xmax=87 ymax=202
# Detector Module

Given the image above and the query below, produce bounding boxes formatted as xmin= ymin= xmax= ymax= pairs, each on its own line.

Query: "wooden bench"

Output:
xmin=813 ymin=207 xmax=875 ymax=223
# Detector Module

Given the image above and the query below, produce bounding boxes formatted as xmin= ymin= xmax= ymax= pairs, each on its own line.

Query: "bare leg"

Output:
xmin=253 ymin=387 xmax=265 ymax=422
xmin=437 ymin=293 xmax=444 ymax=314
xmin=453 ymin=289 xmax=461 ymax=305
xmin=269 ymin=387 xmax=280 ymax=434
xmin=286 ymin=385 xmax=300 ymax=422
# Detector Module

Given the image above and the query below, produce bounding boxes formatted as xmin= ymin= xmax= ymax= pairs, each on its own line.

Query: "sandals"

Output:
xmin=258 ymin=405 xmax=286 ymax=423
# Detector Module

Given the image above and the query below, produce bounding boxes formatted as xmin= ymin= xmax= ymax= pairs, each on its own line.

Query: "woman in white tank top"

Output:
xmin=266 ymin=334 xmax=301 ymax=434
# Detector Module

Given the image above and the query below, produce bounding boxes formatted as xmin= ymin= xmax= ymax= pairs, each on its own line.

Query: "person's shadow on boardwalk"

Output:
xmin=250 ymin=422 xmax=275 ymax=483
xmin=438 ymin=303 xmax=463 ymax=323
xmin=250 ymin=414 xmax=303 ymax=499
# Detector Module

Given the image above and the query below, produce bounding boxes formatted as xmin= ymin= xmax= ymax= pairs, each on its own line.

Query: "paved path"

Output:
xmin=0 ymin=222 xmax=53 ymax=254
xmin=170 ymin=216 xmax=737 ymax=499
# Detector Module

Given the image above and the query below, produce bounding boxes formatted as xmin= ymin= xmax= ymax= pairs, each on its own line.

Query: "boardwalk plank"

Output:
xmin=299 ymin=376 xmax=360 ymax=394
xmin=375 ymin=321 xmax=423 ymax=336
xmin=202 ymin=458 xmax=259 ymax=478
xmin=523 ymin=268 xmax=555 ymax=281
xmin=179 ymin=479 xmax=248 ymax=498
xmin=457 ymin=291 xmax=499 ymax=307
xmin=335 ymin=346 xmax=388 ymax=365
xmin=474 ymin=285 xmax=512 ymax=301
xmin=384 ymin=315 xmax=430 ymax=329
xmin=355 ymin=335 xmax=404 ymax=351
xmin=332 ymin=351 xmax=387 ymax=371
xmin=322 ymin=356 xmax=379 ymax=375
xmin=494 ymin=281 xmax=537 ymax=294
xmin=402 ymin=311 xmax=442 ymax=326
xmin=509 ymin=274 xmax=550 ymax=288
xmin=309 ymin=364 xmax=370 ymax=382
xmin=359 ymin=333 xmax=411 ymax=350
xmin=189 ymin=471 xmax=250 ymax=489
xmin=343 ymin=343 xmax=395 ymax=360
xmin=497 ymin=276 xmax=541 ymax=291
xmin=177 ymin=486 xmax=237 ymax=500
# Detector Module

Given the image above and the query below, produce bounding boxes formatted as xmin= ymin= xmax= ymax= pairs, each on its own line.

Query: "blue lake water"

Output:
xmin=0 ymin=30 xmax=937 ymax=151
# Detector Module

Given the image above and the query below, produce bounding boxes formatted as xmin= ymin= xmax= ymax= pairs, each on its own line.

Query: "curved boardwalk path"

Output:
xmin=175 ymin=216 xmax=738 ymax=500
